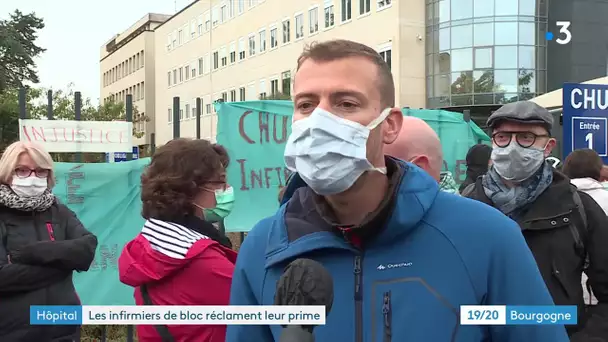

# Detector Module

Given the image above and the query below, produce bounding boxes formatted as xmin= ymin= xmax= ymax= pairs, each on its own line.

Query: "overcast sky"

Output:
xmin=1 ymin=0 xmax=191 ymax=104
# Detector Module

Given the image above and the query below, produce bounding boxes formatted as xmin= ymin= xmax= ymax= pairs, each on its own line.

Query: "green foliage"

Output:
xmin=0 ymin=10 xmax=45 ymax=93
xmin=30 ymin=84 xmax=149 ymax=138
xmin=0 ymin=87 xmax=42 ymax=151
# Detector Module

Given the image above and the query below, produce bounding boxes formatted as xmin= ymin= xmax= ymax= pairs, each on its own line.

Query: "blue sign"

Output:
xmin=562 ymin=83 xmax=608 ymax=162
xmin=105 ymin=146 xmax=139 ymax=163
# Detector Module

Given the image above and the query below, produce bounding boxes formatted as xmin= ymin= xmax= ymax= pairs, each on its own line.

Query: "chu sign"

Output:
xmin=562 ymin=83 xmax=608 ymax=163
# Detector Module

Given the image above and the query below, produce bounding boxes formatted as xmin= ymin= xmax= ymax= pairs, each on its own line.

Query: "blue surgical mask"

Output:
xmin=491 ymin=142 xmax=546 ymax=182
xmin=284 ymin=107 xmax=390 ymax=195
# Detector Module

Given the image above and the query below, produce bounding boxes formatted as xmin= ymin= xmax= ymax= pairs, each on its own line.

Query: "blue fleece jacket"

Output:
xmin=226 ymin=160 xmax=569 ymax=342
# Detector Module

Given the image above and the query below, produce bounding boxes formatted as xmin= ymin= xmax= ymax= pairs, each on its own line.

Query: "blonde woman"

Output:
xmin=0 ymin=141 xmax=97 ymax=342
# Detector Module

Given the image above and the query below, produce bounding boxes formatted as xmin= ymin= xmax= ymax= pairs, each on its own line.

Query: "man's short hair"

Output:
xmin=562 ymin=149 xmax=603 ymax=180
xmin=296 ymin=39 xmax=395 ymax=108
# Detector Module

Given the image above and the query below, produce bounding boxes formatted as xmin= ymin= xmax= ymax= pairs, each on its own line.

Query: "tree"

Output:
xmin=0 ymin=87 xmax=42 ymax=150
xmin=260 ymin=92 xmax=291 ymax=100
xmin=0 ymin=10 xmax=45 ymax=93
xmin=31 ymin=85 xmax=149 ymax=138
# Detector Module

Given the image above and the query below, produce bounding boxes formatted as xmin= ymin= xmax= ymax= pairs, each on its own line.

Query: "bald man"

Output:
xmin=384 ymin=116 xmax=459 ymax=193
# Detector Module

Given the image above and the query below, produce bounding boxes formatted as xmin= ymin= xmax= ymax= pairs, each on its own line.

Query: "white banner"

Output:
xmin=18 ymin=119 xmax=133 ymax=153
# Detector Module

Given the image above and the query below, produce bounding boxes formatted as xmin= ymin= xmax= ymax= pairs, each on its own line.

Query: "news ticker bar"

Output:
xmin=30 ymin=305 xmax=576 ymax=326
xmin=31 ymin=306 xmax=326 ymax=325
xmin=460 ymin=305 xmax=577 ymax=325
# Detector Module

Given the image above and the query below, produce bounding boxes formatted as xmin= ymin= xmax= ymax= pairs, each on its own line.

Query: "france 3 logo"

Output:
xmin=546 ymin=21 xmax=572 ymax=45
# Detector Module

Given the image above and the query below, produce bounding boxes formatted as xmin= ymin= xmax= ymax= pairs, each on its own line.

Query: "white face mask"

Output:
xmin=284 ymin=107 xmax=390 ymax=195
xmin=11 ymin=176 xmax=48 ymax=197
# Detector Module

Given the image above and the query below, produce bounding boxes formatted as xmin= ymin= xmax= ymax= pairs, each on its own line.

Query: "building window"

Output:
xmin=168 ymin=108 xmax=172 ymax=123
xmin=282 ymin=19 xmax=291 ymax=43
xmin=213 ymin=51 xmax=219 ymax=69
xmin=185 ymin=65 xmax=190 ymax=80
xmin=167 ymin=72 xmax=171 ymax=86
xmin=270 ymin=27 xmax=278 ymax=48
xmin=248 ymin=35 xmax=256 ymax=56
xmin=230 ymin=89 xmax=236 ymax=102
xmin=220 ymin=4 xmax=227 ymax=22
xmin=198 ymin=16 xmax=203 ymax=35
xmin=185 ymin=104 xmax=191 ymax=119
xmin=206 ymin=103 xmax=212 ymax=114
xmin=191 ymin=66 xmax=196 ymax=78
xmin=178 ymin=29 xmax=184 ymax=45
xmin=192 ymin=104 xmax=196 ymax=118
xmin=379 ymin=47 xmax=391 ymax=70
xmin=239 ymin=87 xmax=246 ymax=101
xmin=259 ymin=79 xmax=267 ymax=99
xmin=325 ymin=3 xmax=335 ymax=28
xmin=248 ymin=83 xmax=255 ymax=100
xmin=230 ymin=42 xmax=236 ymax=63
xmin=259 ymin=29 xmax=266 ymax=52
xmin=190 ymin=20 xmax=196 ymax=38
xmin=221 ymin=92 xmax=227 ymax=101
xmin=238 ymin=38 xmax=246 ymax=60
xmin=378 ymin=0 xmax=391 ymax=10
xmin=173 ymin=69 xmax=177 ymax=84
xmin=167 ymin=34 xmax=172 ymax=51
xmin=270 ymin=79 xmax=279 ymax=96
xmin=229 ymin=0 xmax=235 ymax=17
xmin=140 ymin=51 xmax=144 ymax=67
xmin=205 ymin=11 xmax=211 ymax=31
xmin=221 ymin=46 xmax=227 ymax=66
xmin=309 ymin=7 xmax=319 ymax=34
xmin=141 ymin=82 xmax=144 ymax=99
xmin=360 ymin=0 xmax=370 ymax=15
xmin=212 ymin=6 xmax=219 ymax=26
xmin=295 ymin=14 xmax=304 ymax=39
xmin=180 ymin=109 xmax=184 ymax=120
xmin=238 ymin=0 xmax=244 ymax=14
xmin=281 ymin=70 xmax=291 ymax=95
xmin=342 ymin=0 xmax=352 ymax=21
xmin=179 ymin=67 xmax=184 ymax=82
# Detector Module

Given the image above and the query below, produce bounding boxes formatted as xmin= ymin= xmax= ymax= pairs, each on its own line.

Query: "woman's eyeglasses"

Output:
xmin=14 ymin=167 xmax=49 ymax=179
xmin=492 ymin=131 xmax=549 ymax=148
xmin=206 ymin=181 xmax=229 ymax=191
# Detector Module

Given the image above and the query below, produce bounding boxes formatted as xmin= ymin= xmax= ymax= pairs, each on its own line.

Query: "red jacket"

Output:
xmin=119 ymin=217 xmax=237 ymax=342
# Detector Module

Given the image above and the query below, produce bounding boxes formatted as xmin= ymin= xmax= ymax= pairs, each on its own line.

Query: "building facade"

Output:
xmin=153 ymin=0 xmax=424 ymax=145
xmin=425 ymin=0 xmax=548 ymax=109
xmin=100 ymin=13 xmax=171 ymax=148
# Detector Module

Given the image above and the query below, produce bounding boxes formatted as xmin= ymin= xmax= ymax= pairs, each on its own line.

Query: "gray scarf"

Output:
xmin=482 ymin=162 xmax=553 ymax=217
xmin=0 ymin=185 xmax=55 ymax=212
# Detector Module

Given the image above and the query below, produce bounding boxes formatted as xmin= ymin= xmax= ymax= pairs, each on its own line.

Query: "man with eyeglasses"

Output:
xmin=464 ymin=100 xmax=608 ymax=341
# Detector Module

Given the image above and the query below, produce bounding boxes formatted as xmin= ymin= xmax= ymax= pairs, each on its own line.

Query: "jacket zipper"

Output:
xmin=383 ymin=291 xmax=392 ymax=342
xmin=354 ymin=255 xmax=363 ymax=342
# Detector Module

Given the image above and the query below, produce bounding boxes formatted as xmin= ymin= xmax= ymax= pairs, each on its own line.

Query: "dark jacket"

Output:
xmin=465 ymin=170 xmax=608 ymax=341
xmin=0 ymin=201 xmax=98 ymax=342
xmin=459 ymin=144 xmax=492 ymax=193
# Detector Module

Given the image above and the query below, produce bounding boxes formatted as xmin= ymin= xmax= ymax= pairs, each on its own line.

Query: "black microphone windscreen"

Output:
xmin=274 ymin=258 xmax=334 ymax=317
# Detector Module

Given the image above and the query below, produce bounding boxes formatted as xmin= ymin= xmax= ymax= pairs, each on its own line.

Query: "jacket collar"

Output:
xmin=266 ymin=159 xmax=439 ymax=268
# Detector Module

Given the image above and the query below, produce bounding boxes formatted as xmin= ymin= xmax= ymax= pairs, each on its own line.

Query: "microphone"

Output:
xmin=274 ymin=258 xmax=334 ymax=342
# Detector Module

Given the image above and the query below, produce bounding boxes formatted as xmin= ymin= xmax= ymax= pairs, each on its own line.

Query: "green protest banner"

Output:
xmin=216 ymin=101 xmax=490 ymax=233
xmin=215 ymin=101 xmax=293 ymax=233
xmin=53 ymin=158 xmax=150 ymax=305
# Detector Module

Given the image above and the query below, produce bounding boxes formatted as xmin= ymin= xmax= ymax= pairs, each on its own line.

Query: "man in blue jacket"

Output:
xmin=226 ymin=39 xmax=569 ymax=342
